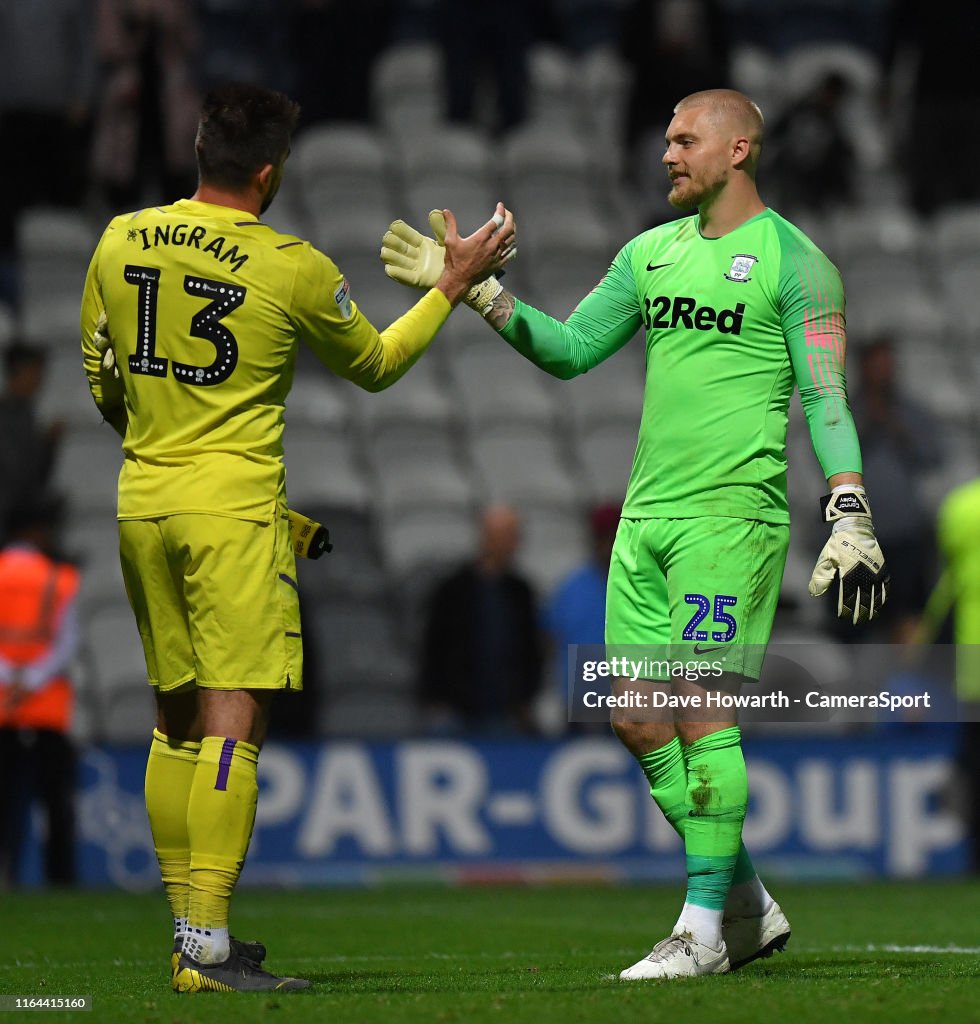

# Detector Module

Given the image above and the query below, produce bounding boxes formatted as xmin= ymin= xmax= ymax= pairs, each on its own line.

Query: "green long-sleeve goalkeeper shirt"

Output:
xmin=500 ymin=208 xmax=862 ymax=523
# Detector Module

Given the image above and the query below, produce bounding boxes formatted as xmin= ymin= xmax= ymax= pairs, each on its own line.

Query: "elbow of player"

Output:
xmin=355 ymin=375 xmax=390 ymax=394
xmin=550 ymin=361 xmax=584 ymax=381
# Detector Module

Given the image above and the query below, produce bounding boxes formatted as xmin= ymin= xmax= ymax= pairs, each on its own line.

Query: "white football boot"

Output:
xmin=619 ymin=931 xmax=730 ymax=980
xmin=723 ymin=900 xmax=791 ymax=970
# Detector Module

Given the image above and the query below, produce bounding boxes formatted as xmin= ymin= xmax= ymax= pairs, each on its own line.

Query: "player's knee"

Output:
xmin=610 ymin=716 xmax=675 ymax=757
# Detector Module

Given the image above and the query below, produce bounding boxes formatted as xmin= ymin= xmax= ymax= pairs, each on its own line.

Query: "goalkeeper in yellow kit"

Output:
xmin=80 ymin=82 xmax=515 ymax=993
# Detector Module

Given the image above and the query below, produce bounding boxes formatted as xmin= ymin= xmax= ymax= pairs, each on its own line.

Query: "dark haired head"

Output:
xmin=4 ymin=492 xmax=64 ymax=543
xmin=195 ymin=83 xmax=300 ymax=192
xmin=4 ymin=340 xmax=46 ymax=377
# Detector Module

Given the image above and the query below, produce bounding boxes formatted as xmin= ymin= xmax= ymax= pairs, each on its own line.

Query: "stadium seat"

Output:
xmin=893 ymin=338 xmax=975 ymax=424
xmin=286 ymin=374 xmax=351 ymax=431
xmin=295 ymin=124 xmax=389 ymax=203
xmin=52 ymin=425 xmax=123 ymax=514
xmin=574 ymin=422 xmax=638 ymax=504
xmin=829 ymin=205 xmax=924 ymax=273
xmin=521 ymin=206 xmax=617 ymax=297
xmin=729 ymin=44 xmax=780 ymax=121
xmin=295 ymin=124 xmax=395 ymax=271
xmin=938 ymin=261 xmax=980 ymax=334
xmin=579 ymin=47 xmax=631 ymax=177
xmin=317 ymin=688 xmax=418 ymax=737
xmin=307 ymin=199 xmax=398 ymax=279
xmin=64 ymin=518 xmax=126 ymax=610
xmin=527 ymin=44 xmax=579 ymax=127
xmin=933 ymin=203 xmax=980 ymax=265
xmin=18 ymin=208 xmax=97 ymax=341
xmin=282 ymin=426 xmax=369 ymax=509
xmin=349 ymin=353 xmax=455 ymax=435
xmin=516 ymin=505 xmax=590 ymax=597
xmin=531 ymin=280 xmax=596 ymax=322
xmin=502 ymin=122 xmax=596 ymax=210
xmin=842 ymin=272 xmax=943 ymax=345
xmin=39 ymin=351 xmax=105 ymax=428
xmin=366 ymin=419 xmax=462 ymax=467
xmin=448 ymin=344 xmax=557 ymax=429
xmin=304 ymin=598 xmax=413 ymax=693
xmin=558 ymin=348 xmax=644 ymax=437
xmin=99 ymin=684 xmax=157 ymax=744
xmin=371 ymin=43 xmax=446 ymax=136
xmin=395 ymin=124 xmax=492 ymax=184
xmin=82 ymin=602 xmax=150 ymax=741
xmin=379 ymin=505 xmax=478 ymax=578
xmin=369 ymin=445 xmax=475 ymax=517
xmin=468 ymin=424 xmax=579 ymax=508
xmin=294 ymin=503 xmax=387 ymax=602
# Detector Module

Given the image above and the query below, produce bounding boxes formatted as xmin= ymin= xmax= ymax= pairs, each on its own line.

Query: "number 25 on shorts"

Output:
xmin=682 ymin=593 xmax=737 ymax=642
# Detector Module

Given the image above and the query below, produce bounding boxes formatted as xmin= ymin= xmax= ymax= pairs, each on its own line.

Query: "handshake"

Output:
xmin=380 ymin=205 xmax=516 ymax=316
xmin=94 ymin=202 xmax=518 ymax=378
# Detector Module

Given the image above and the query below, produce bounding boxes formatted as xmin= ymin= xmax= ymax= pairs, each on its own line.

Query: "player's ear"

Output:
xmin=731 ymin=136 xmax=752 ymax=170
xmin=255 ymin=163 xmax=275 ymax=191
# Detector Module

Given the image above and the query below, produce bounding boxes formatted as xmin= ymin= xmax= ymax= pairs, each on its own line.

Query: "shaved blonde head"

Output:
xmin=674 ymin=89 xmax=764 ymax=175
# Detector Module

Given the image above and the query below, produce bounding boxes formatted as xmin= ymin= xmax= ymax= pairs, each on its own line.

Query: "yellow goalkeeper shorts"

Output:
xmin=118 ymin=508 xmax=303 ymax=692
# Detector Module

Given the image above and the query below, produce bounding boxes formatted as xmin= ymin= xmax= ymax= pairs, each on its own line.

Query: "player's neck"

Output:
xmin=191 ymin=183 xmax=262 ymax=218
xmin=696 ymin=181 xmax=765 ymax=239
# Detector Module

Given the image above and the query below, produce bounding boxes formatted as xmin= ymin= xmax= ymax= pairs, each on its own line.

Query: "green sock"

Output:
xmin=681 ymin=726 xmax=747 ymax=911
xmin=638 ymin=735 xmax=758 ymax=891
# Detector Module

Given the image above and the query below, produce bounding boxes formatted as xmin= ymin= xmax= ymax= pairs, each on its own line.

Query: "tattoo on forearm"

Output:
xmin=486 ymin=290 xmax=516 ymax=331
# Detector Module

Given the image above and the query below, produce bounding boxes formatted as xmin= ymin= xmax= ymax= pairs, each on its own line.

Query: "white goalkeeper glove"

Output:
xmin=93 ymin=311 xmax=118 ymax=378
xmin=808 ymin=486 xmax=889 ymax=624
xmin=380 ymin=209 xmax=516 ymax=316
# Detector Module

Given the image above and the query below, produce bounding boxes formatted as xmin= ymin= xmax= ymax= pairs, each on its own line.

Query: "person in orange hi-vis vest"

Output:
xmin=0 ymin=495 xmax=79 ymax=886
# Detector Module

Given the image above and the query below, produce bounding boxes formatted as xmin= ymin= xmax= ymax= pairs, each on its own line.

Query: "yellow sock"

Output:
xmin=144 ymin=729 xmax=200 ymax=922
xmin=186 ymin=736 xmax=260 ymax=936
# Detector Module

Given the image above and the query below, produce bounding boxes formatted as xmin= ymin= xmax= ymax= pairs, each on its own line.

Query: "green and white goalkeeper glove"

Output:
xmin=94 ymin=311 xmax=118 ymax=378
xmin=808 ymin=486 xmax=889 ymax=624
xmin=380 ymin=210 xmax=515 ymax=316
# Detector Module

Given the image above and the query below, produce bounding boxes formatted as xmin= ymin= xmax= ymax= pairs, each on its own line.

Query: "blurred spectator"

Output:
xmin=0 ymin=0 xmax=95 ymax=305
xmin=198 ymin=0 xmax=291 ymax=94
xmin=540 ymin=0 xmax=625 ymax=54
xmin=745 ymin=0 xmax=889 ymax=56
xmin=438 ymin=0 xmax=531 ymax=133
xmin=620 ymin=0 xmax=730 ymax=193
xmin=766 ymin=72 xmax=855 ymax=214
xmin=90 ymin=0 xmax=200 ymax=208
xmin=288 ymin=0 xmax=393 ymax=126
xmin=418 ymin=505 xmax=543 ymax=734
xmin=0 ymin=496 xmax=79 ymax=887
xmin=544 ymin=503 xmax=619 ymax=716
xmin=888 ymin=0 xmax=980 ymax=214
xmin=848 ymin=338 xmax=942 ymax=630
xmin=937 ymin=478 xmax=980 ymax=872
xmin=0 ymin=342 xmax=64 ymax=540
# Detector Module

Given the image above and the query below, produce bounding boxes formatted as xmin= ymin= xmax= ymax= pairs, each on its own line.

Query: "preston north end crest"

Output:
xmin=725 ymin=254 xmax=758 ymax=282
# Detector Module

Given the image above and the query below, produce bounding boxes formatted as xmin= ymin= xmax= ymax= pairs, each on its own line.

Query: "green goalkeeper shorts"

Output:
xmin=605 ymin=516 xmax=790 ymax=680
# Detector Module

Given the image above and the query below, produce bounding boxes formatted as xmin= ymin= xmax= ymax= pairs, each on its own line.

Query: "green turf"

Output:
xmin=1 ymin=881 xmax=978 ymax=1023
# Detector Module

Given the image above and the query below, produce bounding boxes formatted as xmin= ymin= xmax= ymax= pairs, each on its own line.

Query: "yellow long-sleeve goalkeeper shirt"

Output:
xmin=81 ymin=198 xmax=449 ymax=522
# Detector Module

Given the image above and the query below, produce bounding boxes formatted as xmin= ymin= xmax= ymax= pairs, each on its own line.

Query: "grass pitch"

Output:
xmin=1 ymin=881 xmax=978 ymax=1023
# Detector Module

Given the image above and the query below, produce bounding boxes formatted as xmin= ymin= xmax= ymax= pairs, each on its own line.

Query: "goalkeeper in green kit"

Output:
xmin=381 ymin=89 xmax=889 ymax=979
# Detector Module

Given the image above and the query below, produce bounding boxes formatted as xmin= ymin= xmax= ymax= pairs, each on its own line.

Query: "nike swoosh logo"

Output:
xmin=692 ymin=643 xmax=726 ymax=655
xmin=646 ymin=262 xmax=674 ymax=272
